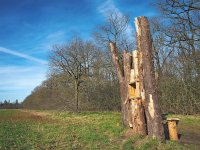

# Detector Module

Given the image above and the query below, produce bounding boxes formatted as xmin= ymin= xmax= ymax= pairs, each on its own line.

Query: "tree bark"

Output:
xmin=75 ymin=79 xmax=79 ymax=112
xmin=120 ymin=82 xmax=130 ymax=127
xmin=123 ymin=51 xmax=132 ymax=127
xmin=109 ymin=43 xmax=147 ymax=134
xmin=130 ymin=98 xmax=146 ymax=135
xmin=109 ymin=43 xmax=129 ymax=127
xmin=135 ymin=16 xmax=164 ymax=140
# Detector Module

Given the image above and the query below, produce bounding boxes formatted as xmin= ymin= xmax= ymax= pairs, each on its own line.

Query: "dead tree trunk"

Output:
xmin=109 ymin=43 xmax=130 ymax=127
xmin=109 ymin=43 xmax=147 ymax=135
xmin=135 ymin=16 xmax=164 ymax=140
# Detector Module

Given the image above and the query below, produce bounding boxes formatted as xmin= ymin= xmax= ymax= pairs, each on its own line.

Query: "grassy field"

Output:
xmin=0 ymin=109 xmax=199 ymax=150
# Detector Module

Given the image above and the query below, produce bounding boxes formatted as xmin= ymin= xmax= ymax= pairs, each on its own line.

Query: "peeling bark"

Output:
xmin=135 ymin=16 xmax=164 ymax=140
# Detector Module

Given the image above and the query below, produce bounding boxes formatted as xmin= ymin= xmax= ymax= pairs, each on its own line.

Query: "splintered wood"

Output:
xmin=133 ymin=50 xmax=140 ymax=98
xmin=128 ymin=50 xmax=140 ymax=100
xmin=127 ymin=49 xmax=146 ymax=135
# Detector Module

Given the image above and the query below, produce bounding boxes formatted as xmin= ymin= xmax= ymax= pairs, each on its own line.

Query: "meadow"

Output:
xmin=0 ymin=109 xmax=199 ymax=150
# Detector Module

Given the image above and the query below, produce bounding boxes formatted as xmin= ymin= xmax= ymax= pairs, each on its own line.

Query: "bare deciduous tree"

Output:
xmin=94 ymin=11 xmax=135 ymax=126
xmin=50 ymin=38 xmax=85 ymax=112
xmin=152 ymin=0 xmax=200 ymax=114
xmin=94 ymin=11 xmax=134 ymax=51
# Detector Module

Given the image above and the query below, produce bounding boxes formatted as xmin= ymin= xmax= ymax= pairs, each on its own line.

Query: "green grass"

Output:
xmin=0 ymin=110 xmax=123 ymax=150
xmin=0 ymin=109 xmax=199 ymax=150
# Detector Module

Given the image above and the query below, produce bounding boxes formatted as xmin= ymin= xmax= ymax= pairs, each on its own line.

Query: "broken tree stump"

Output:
xmin=109 ymin=16 xmax=165 ymax=140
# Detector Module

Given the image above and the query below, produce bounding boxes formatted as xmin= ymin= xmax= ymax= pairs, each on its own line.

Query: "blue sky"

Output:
xmin=0 ymin=0 xmax=158 ymax=102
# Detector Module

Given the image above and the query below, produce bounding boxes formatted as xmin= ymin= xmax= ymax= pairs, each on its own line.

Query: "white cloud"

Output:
xmin=0 ymin=73 xmax=45 ymax=89
xmin=31 ymin=30 xmax=67 ymax=54
xmin=0 ymin=65 xmax=47 ymax=101
xmin=0 ymin=47 xmax=48 ymax=65
xmin=98 ymin=0 xmax=134 ymax=38
xmin=98 ymin=0 xmax=117 ymax=15
xmin=0 ymin=66 xmax=46 ymax=89
xmin=0 ymin=66 xmax=32 ymax=74
xmin=46 ymin=30 xmax=66 ymax=40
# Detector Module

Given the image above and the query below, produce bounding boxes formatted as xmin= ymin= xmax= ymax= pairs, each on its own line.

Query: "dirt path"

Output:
xmin=19 ymin=109 xmax=56 ymax=123
xmin=180 ymin=132 xmax=200 ymax=147
xmin=20 ymin=109 xmax=50 ymax=117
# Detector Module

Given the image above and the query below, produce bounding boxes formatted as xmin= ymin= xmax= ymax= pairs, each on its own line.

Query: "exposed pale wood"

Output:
xmin=133 ymin=50 xmax=141 ymax=98
xmin=128 ymin=85 xmax=136 ymax=99
xmin=113 ymin=47 xmax=147 ymax=134
xmin=133 ymin=50 xmax=139 ymax=81
xmin=129 ymin=49 xmax=147 ymax=135
xmin=130 ymin=99 xmax=146 ymax=135
xmin=130 ymin=69 xmax=135 ymax=83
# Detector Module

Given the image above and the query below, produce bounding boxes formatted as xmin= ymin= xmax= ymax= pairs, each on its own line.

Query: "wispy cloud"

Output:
xmin=0 ymin=66 xmax=36 ymax=74
xmin=98 ymin=0 xmax=117 ymax=15
xmin=0 ymin=65 xmax=47 ymax=101
xmin=28 ymin=30 xmax=67 ymax=55
xmin=0 ymin=65 xmax=46 ymax=88
xmin=98 ymin=0 xmax=134 ymax=36
xmin=0 ymin=47 xmax=48 ymax=65
xmin=0 ymin=73 xmax=45 ymax=90
xmin=39 ymin=30 xmax=67 ymax=50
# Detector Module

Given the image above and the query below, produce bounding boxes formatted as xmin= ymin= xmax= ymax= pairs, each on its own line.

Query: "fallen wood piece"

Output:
xmin=167 ymin=118 xmax=180 ymax=141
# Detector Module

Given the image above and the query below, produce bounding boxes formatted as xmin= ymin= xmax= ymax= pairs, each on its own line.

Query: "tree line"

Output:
xmin=23 ymin=40 xmax=121 ymax=111
xmin=23 ymin=0 xmax=200 ymax=114
xmin=0 ymin=100 xmax=22 ymax=109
